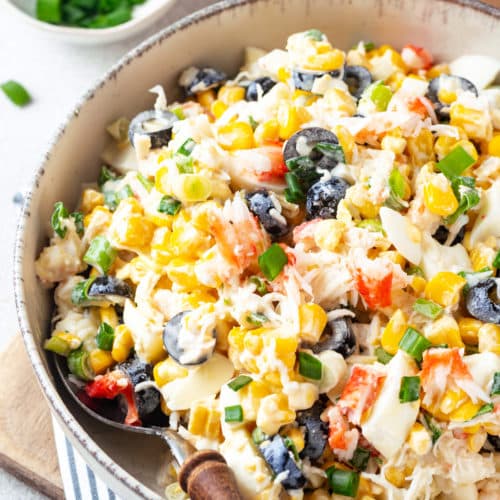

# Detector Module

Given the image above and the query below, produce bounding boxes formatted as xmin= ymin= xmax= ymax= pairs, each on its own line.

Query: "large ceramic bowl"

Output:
xmin=14 ymin=0 xmax=500 ymax=498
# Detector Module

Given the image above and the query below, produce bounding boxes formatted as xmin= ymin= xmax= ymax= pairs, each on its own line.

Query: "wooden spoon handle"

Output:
xmin=178 ymin=450 xmax=243 ymax=500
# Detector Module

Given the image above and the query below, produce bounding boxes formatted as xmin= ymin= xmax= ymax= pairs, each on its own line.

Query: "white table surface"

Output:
xmin=0 ymin=0 xmax=213 ymax=497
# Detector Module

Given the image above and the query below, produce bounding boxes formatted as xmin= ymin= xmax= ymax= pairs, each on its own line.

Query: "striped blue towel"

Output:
xmin=52 ymin=417 xmax=120 ymax=500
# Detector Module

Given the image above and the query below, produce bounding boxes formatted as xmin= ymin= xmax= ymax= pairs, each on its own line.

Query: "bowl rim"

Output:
xmin=3 ymin=0 xmax=176 ymax=38
xmin=13 ymin=0 xmax=500 ymax=497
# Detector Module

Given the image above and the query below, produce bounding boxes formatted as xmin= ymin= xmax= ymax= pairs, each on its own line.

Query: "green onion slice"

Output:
xmin=158 ymin=195 xmax=182 ymax=216
xmin=84 ymin=236 xmax=117 ymax=274
xmin=44 ymin=336 xmax=72 ymax=356
xmin=399 ymin=376 xmax=421 ymax=403
xmin=423 ymin=411 xmax=442 ymax=443
xmin=71 ymin=211 xmax=84 ymax=236
xmin=51 ymin=201 xmax=69 ymax=238
xmin=283 ymin=436 xmax=300 ymax=462
xmin=494 ymin=250 xmax=500 ymax=269
xmin=248 ymin=115 xmax=258 ymax=130
xmin=224 ymin=405 xmax=244 ymax=423
xmin=177 ymin=138 xmax=196 ymax=156
xmin=366 ymin=81 xmax=392 ymax=111
xmin=137 ymin=172 xmax=154 ymax=192
xmin=349 ymin=447 xmax=370 ymax=471
xmin=413 ymin=298 xmax=443 ymax=319
xmin=249 ymin=276 xmax=267 ymax=295
xmin=305 ymin=29 xmax=324 ymax=41
xmin=298 ymin=352 xmax=322 ymax=380
xmin=388 ymin=168 xmax=406 ymax=199
xmin=228 ymin=375 xmax=252 ymax=392
xmin=246 ymin=312 xmax=268 ymax=327
xmin=67 ymin=348 xmax=94 ymax=381
xmin=171 ymin=107 xmax=185 ymax=120
xmin=398 ymin=327 xmax=431 ymax=362
xmin=445 ymin=176 xmax=480 ymax=225
xmin=406 ymin=265 xmax=424 ymax=277
xmin=1 ymin=80 xmax=32 ymax=106
xmin=71 ymin=277 xmax=96 ymax=306
xmin=491 ymin=372 xmax=500 ymax=396
xmin=96 ymin=322 xmax=115 ymax=351
xmin=251 ymin=427 xmax=268 ymax=445
xmin=284 ymin=172 xmax=306 ymax=204
xmin=437 ymin=146 xmax=475 ymax=180
xmin=375 ymin=347 xmax=393 ymax=365
xmin=326 ymin=467 xmax=360 ymax=498
xmin=357 ymin=219 xmax=384 ymax=234
xmin=473 ymin=403 xmax=494 ymax=419
xmin=98 ymin=166 xmax=118 ymax=188
xmin=258 ymin=243 xmax=288 ymax=281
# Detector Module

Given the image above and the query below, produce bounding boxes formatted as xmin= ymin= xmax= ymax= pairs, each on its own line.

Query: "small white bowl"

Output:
xmin=4 ymin=0 xmax=176 ymax=44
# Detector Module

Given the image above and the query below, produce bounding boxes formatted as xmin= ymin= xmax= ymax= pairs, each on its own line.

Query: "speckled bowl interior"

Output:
xmin=14 ymin=0 xmax=499 ymax=498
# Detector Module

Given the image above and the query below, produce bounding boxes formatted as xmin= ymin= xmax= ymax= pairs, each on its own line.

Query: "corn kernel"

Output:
xmin=323 ymin=88 xmax=357 ymax=116
xmin=478 ymin=323 xmax=500 ymax=354
xmin=450 ymin=103 xmax=493 ymax=142
xmin=439 ymin=389 xmax=468 ymax=415
xmin=488 ymin=135 xmax=500 ymax=157
xmin=277 ymin=66 xmax=291 ymax=82
xmin=467 ymin=430 xmax=488 ymax=453
xmin=89 ymin=349 xmax=114 ymax=375
xmin=111 ymin=325 xmax=134 ymax=363
xmin=153 ymin=357 xmax=188 ymax=386
xmin=313 ymin=219 xmax=345 ymax=252
xmin=381 ymin=135 xmax=407 ymax=155
xmin=80 ymin=189 xmax=105 ymax=214
xmin=384 ymin=466 xmax=406 ymax=488
xmin=166 ymin=257 xmax=201 ymax=290
xmin=424 ymin=315 xmax=464 ymax=348
xmin=256 ymin=393 xmax=295 ymax=436
xmin=284 ymin=427 xmax=305 ymax=453
xmin=379 ymin=251 xmax=406 ymax=268
xmin=196 ymin=89 xmax=216 ymax=109
xmin=458 ymin=317 xmax=482 ymax=345
xmin=188 ymin=401 xmax=222 ymax=440
xmin=407 ymin=423 xmax=432 ymax=455
xmin=407 ymin=129 xmax=435 ymax=166
xmin=470 ymin=243 xmax=496 ymax=271
xmin=410 ymin=276 xmax=427 ymax=295
xmin=449 ymin=399 xmax=482 ymax=422
xmin=83 ymin=205 xmax=112 ymax=230
xmin=100 ymin=306 xmax=118 ymax=328
xmin=426 ymin=64 xmax=450 ymax=79
xmin=217 ymin=121 xmax=255 ymax=150
xmin=210 ymin=99 xmax=228 ymax=119
xmin=424 ymin=272 xmax=466 ymax=307
xmin=381 ymin=309 xmax=408 ymax=355
xmin=332 ymin=125 xmax=355 ymax=163
xmin=303 ymin=48 xmax=345 ymax=72
xmin=217 ymin=85 xmax=245 ymax=106
xmin=298 ymin=303 xmax=328 ymax=344
xmin=254 ymin=119 xmax=280 ymax=145
xmin=277 ymin=103 xmax=304 ymax=140
xmin=423 ymin=178 xmax=459 ymax=216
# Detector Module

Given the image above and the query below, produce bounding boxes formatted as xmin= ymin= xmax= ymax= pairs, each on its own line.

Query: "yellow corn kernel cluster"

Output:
xmin=488 ymin=134 xmax=500 ymax=157
xmin=381 ymin=309 xmax=408 ymax=355
xmin=406 ymin=129 xmax=435 ymax=166
xmin=450 ymin=103 xmax=493 ymax=142
xmin=169 ymin=210 xmax=212 ymax=259
xmin=424 ymin=315 xmax=464 ymax=348
xmin=89 ymin=349 xmax=114 ymax=375
xmin=346 ymin=184 xmax=379 ymax=219
xmin=277 ymin=102 xmax=310 ymax=140
xmin=254 ymin=119 xmax=280 ymax=145
xmin=458 ymin=317 xmax=482 ymax=345
xmin=407 ymin=423 xmax=432 ymax=455
xmin=448 ymin=398 xmax=483 ymax=422
xmin=238 ymin=380 xmax=271 ymax=421
xmin=256 ymin=393 xmax=295 ymax=436
xmin=196 ymin=89 xmax=216 ymax=109
xmin=100 ymin=306 xmax=118 ymax=328
xmin=166 ymin=257 xmax=201 ymax=290
xmin=111 ymin=198 xmax=155 ymax=248
xmin=80 ymin=189 xmax=105 ymax=214
xmin=111 ymin=324 xmax=134 ymax=363
xmin=470 ymin=243 xmax=496 ymax=271
xmin=228 ymin=327 xmax=298 ymax=377
xmin=217 ymin=121 xmax=255 ymax=150
xmin=188 ymin=401 xmax=222 ymax=441
xmin=368 ymin=45 xmax=407 ymax=81
xmin=439 ymin=389 xmax=468 ymax=416
xmin=313 ymin=219 xmax=345 ymax=252
xmin=298 ymin=303 xmax=328 ymax=344
xmin=424 ymin=271 xmax=466 ymax=307
xmin=150 ymin=227 xmax=173 ymax=265
xmin=153 ymin=357 xmax=188 ymax=387
xmin=477 ymin=323 xmax=500 ymax=354
xmin=217 ymin=85 xmax=245 ymax=106
xmin=323 ymin=88 xmax=357 ymax=116
xmin=423 ymin=177 xmax=458 ymax=216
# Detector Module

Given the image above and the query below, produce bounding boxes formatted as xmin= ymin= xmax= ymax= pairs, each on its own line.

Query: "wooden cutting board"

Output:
xmin=0 ymin=335 xmax=64 ymax=500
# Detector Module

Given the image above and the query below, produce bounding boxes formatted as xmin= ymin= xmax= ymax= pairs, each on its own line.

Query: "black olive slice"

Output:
xmin=432 ymin=225 xmax=466 ymax=246
xmin=180 ymin=66 xmax=227 ymax=95
xmin=162 ymin=311 xmax=215 ymax=366
xmin=245 ymin=77 xmax=277 ymax=101
xmin=259 ymin=435 xmax=306 ymax=490
xmin=311 ymin=316 xmax=357 ymax=358
xmin=128 ymin=110 xmax=178 ymax=149
xmin=305 ymin=177 xmax=350 ymax=220
xmin=343 ymin=65 xmax=373 ymax=99
xmin=296 ymin=401 xmax=328 ymax=460
xmin=87 ymin=276 xmax=133 ymax=303
xmin=292 ymin=68 xmax=341 ymax=92
xmin=465 ymin=279 xmax=500 ymax=324
xmin=246 ymin=190 xmax=288 ymax=239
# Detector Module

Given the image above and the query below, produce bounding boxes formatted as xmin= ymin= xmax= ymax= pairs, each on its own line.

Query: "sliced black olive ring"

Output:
xmin=128 ymin=110 xmax=178 ymax=149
